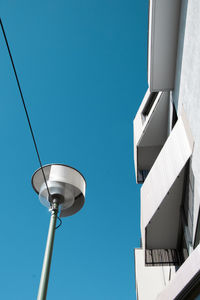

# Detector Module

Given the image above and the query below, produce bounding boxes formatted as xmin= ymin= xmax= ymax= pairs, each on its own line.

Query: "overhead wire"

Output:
xmin=0 ymin=18 xmax=52 ymax=202
xmin=56 ymin=216 xmax=62 ymax=230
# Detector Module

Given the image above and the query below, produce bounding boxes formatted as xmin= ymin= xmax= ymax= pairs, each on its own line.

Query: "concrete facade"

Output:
xmin=134 ymin=1 xmax=200 ymax=299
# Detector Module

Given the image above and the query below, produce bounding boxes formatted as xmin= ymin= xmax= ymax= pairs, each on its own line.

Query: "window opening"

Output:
xmin=178 ymin=162 xmax=193 ymax=264
xmin=138 ymin=169 xmax=149 ymax=183
xmin=142 ymin=92 xmax=158 ymax=117
xmin=172 ymin=102 xmax=178 ymax=129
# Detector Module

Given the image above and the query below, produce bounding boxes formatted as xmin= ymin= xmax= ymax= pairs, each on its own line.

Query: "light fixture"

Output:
xmin=32 ymin=164 xmax=86 ymax=300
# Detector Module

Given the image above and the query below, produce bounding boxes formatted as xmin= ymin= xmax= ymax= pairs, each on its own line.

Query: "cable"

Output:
xmin=0 ymin=18 xmax=51 ymax=201
xmin=56 ymin=216 xmax=62 ymax=230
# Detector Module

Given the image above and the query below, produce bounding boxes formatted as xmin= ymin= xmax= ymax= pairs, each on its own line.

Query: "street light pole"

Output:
xmin=37 ymin=199 xmax=59 ymax=300
xmin=32 ymin=164 xmax=86 ymax=299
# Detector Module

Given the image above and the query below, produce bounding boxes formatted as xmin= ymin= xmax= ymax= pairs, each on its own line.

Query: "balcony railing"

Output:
xmin=145 ymin=249 xmax=179 ymax=266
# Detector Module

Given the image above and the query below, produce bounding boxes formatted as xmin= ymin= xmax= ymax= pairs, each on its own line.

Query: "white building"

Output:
xmin=134 ymin=1 xmax=200 ymax=299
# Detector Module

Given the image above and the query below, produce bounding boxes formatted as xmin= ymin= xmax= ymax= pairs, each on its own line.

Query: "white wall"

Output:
xmin=157 ymin=244 xmax=200 ymax=300
xmin=173 ymin=0 xmax=200 ymax=245
xmin=135 ymin=2 xmax=200 ymax=299
xmin=135 ymin=248 xmax=175 ymax=300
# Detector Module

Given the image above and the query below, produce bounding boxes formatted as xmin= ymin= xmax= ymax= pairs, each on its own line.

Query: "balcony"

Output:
xmin=135 ymin=248 xmax=176 ymax=300
xmin=140 ymin=109 xmax=194 ymax=250
xmin=134 ymin=90 xmax=170 ymax=183
xmin=157 ymin=244 xmax=200 ymax=300
xmin=148 ymin=0 xmax=181 ymax=91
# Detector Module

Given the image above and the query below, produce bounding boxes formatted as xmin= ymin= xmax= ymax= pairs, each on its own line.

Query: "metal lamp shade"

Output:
xmin=32 ymin=164 xmax=86 ymax=217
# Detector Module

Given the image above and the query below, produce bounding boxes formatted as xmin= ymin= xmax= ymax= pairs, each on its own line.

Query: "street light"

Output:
xmin=32 ymin=164 xmax=86 ymax=300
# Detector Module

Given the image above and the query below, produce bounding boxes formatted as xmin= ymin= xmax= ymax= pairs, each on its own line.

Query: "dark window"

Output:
xmin=142 ymin=92 xmax=158 ymax=117
xmin=177 ymin=273 xmax=200 ymax=300
xmin=178 ymin=162 xmax=192 ymax=265
xmin=138 ymin=169 xmax=149 ymax=183
xmin=179 ymin=233 xmax=189 ymax=264
xmin=172 ymin=103 xmax=178 ymax=129
xmin=194 ymin=209 xmax=200 ymax=249
xmin=184 ymin=284 xmax=200 ymax=300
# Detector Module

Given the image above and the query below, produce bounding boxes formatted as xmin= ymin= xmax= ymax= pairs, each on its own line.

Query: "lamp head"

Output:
xmin=32 ymin=164 xmax=86 ymax=217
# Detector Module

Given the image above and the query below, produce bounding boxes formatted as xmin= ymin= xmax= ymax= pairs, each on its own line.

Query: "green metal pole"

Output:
xmin=37 ymin=199 xmax=59 ymax=300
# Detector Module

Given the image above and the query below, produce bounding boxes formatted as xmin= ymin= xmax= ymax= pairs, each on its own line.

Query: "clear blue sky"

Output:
xmin=0 ymin=1 xmax=148 ymax=299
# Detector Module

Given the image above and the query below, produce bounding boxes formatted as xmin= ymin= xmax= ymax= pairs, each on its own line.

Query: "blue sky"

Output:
xmin=0 ymin=1 xmax=148 ymax=299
